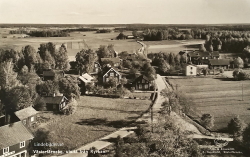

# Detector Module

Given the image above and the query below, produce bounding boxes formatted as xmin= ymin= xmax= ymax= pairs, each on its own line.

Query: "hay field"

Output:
xmin=168 ymin=77 xmax=250 ymax=132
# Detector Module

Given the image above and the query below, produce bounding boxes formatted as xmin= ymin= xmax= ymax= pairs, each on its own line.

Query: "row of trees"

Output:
xmin=27 ymin=30 xmax=69 ymax=37
xmin=148 ymin=52 xmax=186 ymax=75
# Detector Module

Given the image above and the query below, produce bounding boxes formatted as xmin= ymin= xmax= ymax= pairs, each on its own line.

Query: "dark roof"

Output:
xmin=209 ymin=59 xmax=230 ymax=66
xmin=14 ymin=106 xmax=38 ymax=120
xmin=102 ymin=66 xmax=120 ymax=77
xmin=133 ymin=75 xmax=151 ymax=83
xmin=0 ymin=121 xmax=34 ymax=148
xmin=43 ymin=70 xmax=55 ymax=77
xmin=184 ymin=64 xmax=197 ymax=67
xmin=188 ymin=51 xmax=219 ymax=57
xmin=101 ymin=58 xmax=120 ymax=63
xmin=43 ymin=96 xmax=66 ymax=104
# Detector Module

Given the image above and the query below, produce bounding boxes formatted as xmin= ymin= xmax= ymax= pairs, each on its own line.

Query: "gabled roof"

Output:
xmin=43 ymin=96 xmax=67 ymax=104
xmin=101 ymin=58 xmax=121 ymax=63
xmin=133 ymin=75 xmax=151 ymax=83
xmin=103 ymin=67 xmax=120 ymax=77
xmin=14 ymin=106 xmax=38 ymax=120
xmin=184 ymin=64 xmax=197 ymax=67
xmin=209 ymin=59 xmax=230 ymax=66
xmin=0 ymin=121 xmax=34 ymax=148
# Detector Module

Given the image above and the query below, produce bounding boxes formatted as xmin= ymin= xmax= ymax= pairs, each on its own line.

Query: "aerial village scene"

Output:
xmin=0 ymin=0 xmax=250 ymax=157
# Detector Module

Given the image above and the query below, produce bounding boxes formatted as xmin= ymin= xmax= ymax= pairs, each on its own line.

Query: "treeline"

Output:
xmin=96 ymin=29 xmax=111 ymax=33
xmin=62 ymin=28 xmax=98 ymax=32
xmin=28 ymin=30 xmax=69 ymax=37
xmin=9 ymin=30 xmax=29 ymax=34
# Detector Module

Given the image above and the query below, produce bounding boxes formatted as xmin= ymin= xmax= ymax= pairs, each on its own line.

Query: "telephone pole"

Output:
xmin=242 ymin=83 xmax=244 ymax=101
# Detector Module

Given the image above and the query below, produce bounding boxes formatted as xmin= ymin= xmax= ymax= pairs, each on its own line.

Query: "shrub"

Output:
xmin=227 ymin=116 xmax=245 ymax=137
xmin=62 ymin=99 xmax=78 ymax=115
xmin=200 ymin=114 xmax=214 ymax=130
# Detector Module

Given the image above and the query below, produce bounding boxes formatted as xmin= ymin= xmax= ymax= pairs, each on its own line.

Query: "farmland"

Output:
xmin=33 ymin=96 xmax=151 ymax=150
xmin=168 ymin=76 xmax=250 ymax=132
xmin=0 ymin=29 xmax=141 ymax=61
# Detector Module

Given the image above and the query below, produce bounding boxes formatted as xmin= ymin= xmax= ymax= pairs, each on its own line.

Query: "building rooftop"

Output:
xmin=43 ymin=96 xmax=66 ymax=104
xmin=0 ymin=121 xmax=34 ymax=148
xmin=14 ymin=106 xmax=38 ymax=120
xmin=209 ymin=59 xmax=230 ymax=65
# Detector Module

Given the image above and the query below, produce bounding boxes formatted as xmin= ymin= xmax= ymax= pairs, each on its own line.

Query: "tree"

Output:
xmin=120 ymin=77 xmax=127 ymax=87
xmin=54 ymin=45 xmax=70 ymax=71
xmin=43 ymin=50 xmax=55 ymax=69
xmin=87 ymin=147 xmax=101 ymax=157
xmin=58 ymin=75 xmax=81 ymax=99
xmin=234 ymin=57 xmax=244 ymax=68
xmin=200 ymin=114 xmax=214 ymax=129
xmin=22 ymin=45 xmax=40 ymax=71
xmin=243 ymin=123 xmax=250 ymax=152
xmin=143 ymin=65 xmax=156 ymax=81
xmin=199 ymin=44 xmax=206 ymax=52
xmin=36 ymin=80 xmax=59 ymax=96
xmin=227 ymin=116 xmax=245 ymax=137
xmin=5 ymin=86 xmax=33 ymax=112
xmin=105 ymin=77 xmax=119 ymax=88
xmin=158 ymin=59 xmax=170 ymax=74
xmin=76 ymin=49 xmax=96 ymax=74
xmin=116 ymin=32 xmax=126 ymax=40
xmin=0 ymin=61 xmax=20 ymax=90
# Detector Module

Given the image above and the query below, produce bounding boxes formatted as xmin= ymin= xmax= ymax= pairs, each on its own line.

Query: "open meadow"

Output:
xmin=33 ymin=96 xmax=151 ymax=150
xmin=144 ymin=39 xmax=204 ymax=54
xmin=168 ymin=77 xmax=250 ymax=132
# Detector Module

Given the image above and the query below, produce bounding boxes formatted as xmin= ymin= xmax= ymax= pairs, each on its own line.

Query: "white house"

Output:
xmin=185 ymin=64 xmax=197 ymax=76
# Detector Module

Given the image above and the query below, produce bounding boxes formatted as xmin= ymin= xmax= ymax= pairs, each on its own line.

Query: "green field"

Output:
xmin=168 ymin=77 xmax=250 ymax=132
xmin=34 ymin=96 xmax=151 ymax=150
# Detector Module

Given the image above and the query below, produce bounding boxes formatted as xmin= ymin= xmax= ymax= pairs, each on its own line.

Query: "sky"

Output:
xmin=0 ymin=0 xmax=250 ymax=24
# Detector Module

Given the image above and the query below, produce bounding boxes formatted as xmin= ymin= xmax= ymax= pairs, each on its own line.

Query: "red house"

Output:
xmin=133 ymin=75 xmax=152 ymax=90
xmin=42 ymin=95 xmax=68 ymax=112
xmin=14 ymin=106 xmax=38 ymax=127
xmin=0 ymin=121 xmax=34 ymax=157
xmin=102 ymin=66 xmax=121 ymax=83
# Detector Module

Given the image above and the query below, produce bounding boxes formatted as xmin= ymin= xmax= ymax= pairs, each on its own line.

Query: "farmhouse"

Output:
xmin=187 ymin=51 xmax=220 ymax=65
xmin=133 ymin=75 xmax=152 ymax=90
xmin=42 ymin=95 xmax=68 ymax=112
xmin=208 ymin=59 xmax=230 ymax=69
xmin=101 ymin=58 xmax=121 ymax=68
xmin=14 ymin=106 xmax=38 ymax=127
xmin=102 ymin=66 xmax=121 ymax=83
xmin=185 ymin=64 xmax=197 ymax=76
xmin=0 ymin=121 xmax=34 ymax=157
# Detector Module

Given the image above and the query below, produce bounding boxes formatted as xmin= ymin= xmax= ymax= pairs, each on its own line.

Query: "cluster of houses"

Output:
xmin=182 ymin=50 xmax=231 ymax=76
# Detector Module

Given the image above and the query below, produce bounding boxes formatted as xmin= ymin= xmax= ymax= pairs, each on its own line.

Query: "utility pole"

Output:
xmin=151 ymin=80 xmax=157 ymax=133
xmin=242 ymin=83 xmax=244 ymax=101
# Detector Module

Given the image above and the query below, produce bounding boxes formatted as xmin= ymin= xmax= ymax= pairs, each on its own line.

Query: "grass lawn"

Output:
xmin=34 ymin=96 xmax=151 ymax=150
xmin=168 ymin=77 xmax=250 ymax=132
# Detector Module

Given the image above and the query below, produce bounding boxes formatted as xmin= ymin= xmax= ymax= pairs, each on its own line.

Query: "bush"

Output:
xmin=227 ymin=116 xmax=245 ymax=137
xmin=200 ymin=114 xmax=214 ymax=130
xmin=233 ymin=69 xmax=250 ymax=80
xmin=62 ymin=99 xmax=78 ymax=115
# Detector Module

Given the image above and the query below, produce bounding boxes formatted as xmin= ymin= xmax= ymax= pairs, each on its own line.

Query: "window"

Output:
xmin=3 ymin=147 xmax=9 ymax=154
xmin=190 ymin=67 xmax=193 ymax=70
xmin=95 ymin=64 xmax=98 ymax=67
xmin=202 ymin=57 xmax=204 ymax=59
xmin=20 ymin=141 xmax=25 ymax=148
xmin=30 ymin=116 xmax=34 ymax=122
xmin=144 ymin=84 xmax=148 ymax=89
xmin=142 ymin=79 xmax=145 ymax=83
xmin=23 ymin=120 xmax=26 ymax=125
xmin=190 ymin=72 xmax=193 ymax=74
xmin=110 ymin=72 xmax=114 ymax=76
xmin=139 ymin=84 xmax=142 ymax=89
xmin=106 ymin=78 xmax=109 ymax=82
